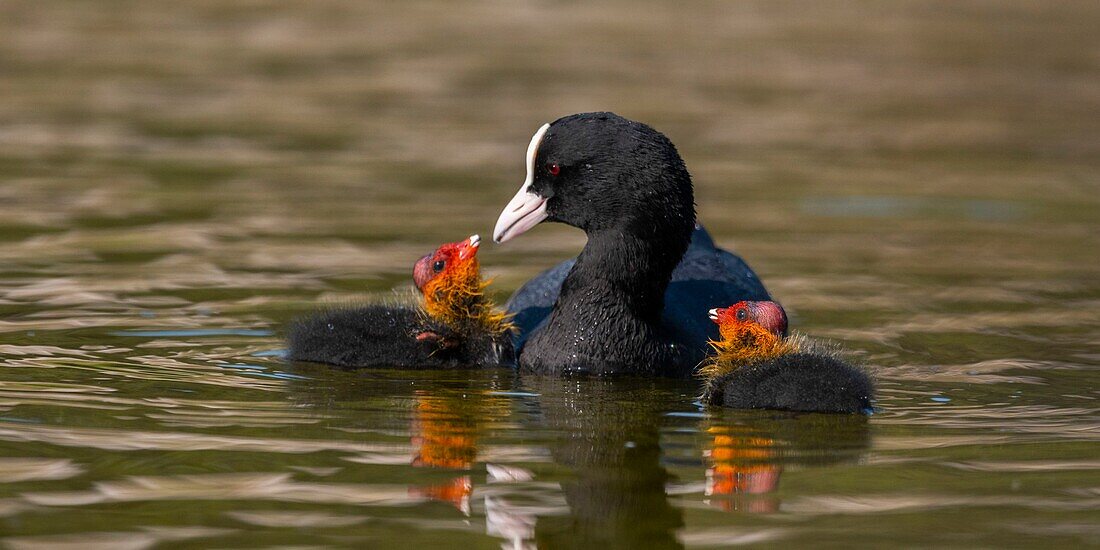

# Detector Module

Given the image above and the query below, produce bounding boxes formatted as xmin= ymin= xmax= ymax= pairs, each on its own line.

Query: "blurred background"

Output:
xmin=0 ymin=1 xmax=1098 ymax=548
xmin=2 ymin=0 xmax=1096 ymax=296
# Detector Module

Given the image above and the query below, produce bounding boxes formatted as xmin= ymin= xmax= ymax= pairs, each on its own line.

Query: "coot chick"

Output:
xmin=698 ymin=301 xmax=874 ymax=414
xmin=493 ymin=112 xmax=771 ymax=376
xmin=286 ymin=235 xmax=514 ymax=368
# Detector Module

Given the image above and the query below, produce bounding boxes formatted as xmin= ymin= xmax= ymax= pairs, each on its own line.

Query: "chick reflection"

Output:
xmin=282 ymin=367 xmax=513 ymax=515
xmin=703 ymin=426 xmax=781 ymax=513
xmin=702 ymin=412 xmax=872 ymax=514
xmin=407 ymin=391 xmax=503 ymax=513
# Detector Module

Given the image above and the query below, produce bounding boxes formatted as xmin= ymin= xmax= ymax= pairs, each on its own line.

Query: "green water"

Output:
xmin=0 ymin=1 xmax=1098 ymax=547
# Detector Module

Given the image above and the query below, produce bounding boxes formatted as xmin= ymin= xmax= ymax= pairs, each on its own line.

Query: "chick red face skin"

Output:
xmin=709 ymin=301 xmax=788 ymax=338
xmin=413 ymin=235 xmax=481 ymax=294
xmin=700 ymin=300 xmax=791 ymax=382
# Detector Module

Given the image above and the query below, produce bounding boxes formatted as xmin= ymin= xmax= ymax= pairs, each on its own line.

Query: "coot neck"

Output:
xmin=559 ymin=226 xmax=690 ymax=324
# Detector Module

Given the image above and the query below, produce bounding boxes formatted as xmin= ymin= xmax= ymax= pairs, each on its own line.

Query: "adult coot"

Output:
xmin=286 ymin=235 xmax=514 ymax=368
xmin=699 ymin=301 xmax=874 ymax=414
xmin=493 ymin=112 xmax=771 ymax=376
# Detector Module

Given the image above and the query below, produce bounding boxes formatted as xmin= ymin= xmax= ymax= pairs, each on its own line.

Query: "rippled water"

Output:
xmin=1 ymin=1 xmax=1098 ymax=547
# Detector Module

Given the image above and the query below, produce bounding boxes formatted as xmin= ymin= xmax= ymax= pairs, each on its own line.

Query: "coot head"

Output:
xmin=705 ymin=301 xmax=791 ymax=365
xmin=493 ymin=112 xmax=695 ymax=244
xmin=413 ymin=235 xmax=512 ymax=334
xmin=414 ymin=235 xmax=483 ymax=319
xmin=414 ymin=234 xmax=480 ymax=291
xmin=709 ymin=301 xmax=789 ymax=340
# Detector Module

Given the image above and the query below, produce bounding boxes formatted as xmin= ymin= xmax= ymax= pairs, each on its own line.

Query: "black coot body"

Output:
xmin=507 ymin=225 xmax=770 ymax=364
xmin=286 ymin=306 xmax=514 ymax=369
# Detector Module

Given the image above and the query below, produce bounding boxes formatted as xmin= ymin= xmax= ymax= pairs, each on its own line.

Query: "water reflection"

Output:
xmin=282 ymin=367 xmax=878 ymax=547
xmin=522 ymin=377 xmax=685 ymax=549
xmin=408 ymin=391 xmax=509 ymax=513
xmin=704 ymin=427 xmax=781 ymax=513
xmin=286 ymin=367 xmax=558 ymax=547
xmin=699 ymin=412 xmax=870 ymax=515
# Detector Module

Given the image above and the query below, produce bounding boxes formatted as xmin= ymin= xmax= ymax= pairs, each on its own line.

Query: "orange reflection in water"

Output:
xmin=407 ymin=391 xmax=503 ymax=514
xmin=704 ymin=426 xmax=782 ymax=513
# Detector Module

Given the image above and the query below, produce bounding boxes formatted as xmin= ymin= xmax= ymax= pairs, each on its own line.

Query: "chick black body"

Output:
xmin=286 ymin=306 xmax=514 ymax=369
xmin=703 ymin=352 xmax=874 ymax=414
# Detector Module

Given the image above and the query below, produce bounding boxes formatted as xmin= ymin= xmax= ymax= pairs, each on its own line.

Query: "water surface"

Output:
xmin=0 ymin=1 xmax=1098 ymax=547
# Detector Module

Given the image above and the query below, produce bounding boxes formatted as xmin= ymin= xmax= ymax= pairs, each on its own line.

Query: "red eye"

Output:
xmin=547 ymin=163 xmax=560 ymax=176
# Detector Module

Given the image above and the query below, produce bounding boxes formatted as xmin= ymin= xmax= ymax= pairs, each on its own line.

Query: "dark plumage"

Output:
xmin=285 ymin=235 xmax=515 ymax=369
xmin=493 ymin=112 xmax=770 ymax=376
xmin=507 ymin=225 xmax=770 ymax=356
xmin=705 ymin=352 xmax=874 ymax=414
xmin=286 ymin=306 xmax=513 ymax=369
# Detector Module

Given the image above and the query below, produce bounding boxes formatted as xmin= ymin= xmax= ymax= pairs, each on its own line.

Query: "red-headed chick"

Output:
xmin=413 ymin=234 xmax=512 ymax=337
xmin=701 ymin=301 xmax=791 ymax=376
xmin=698 ymin=300 xmax=874 ymax=414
